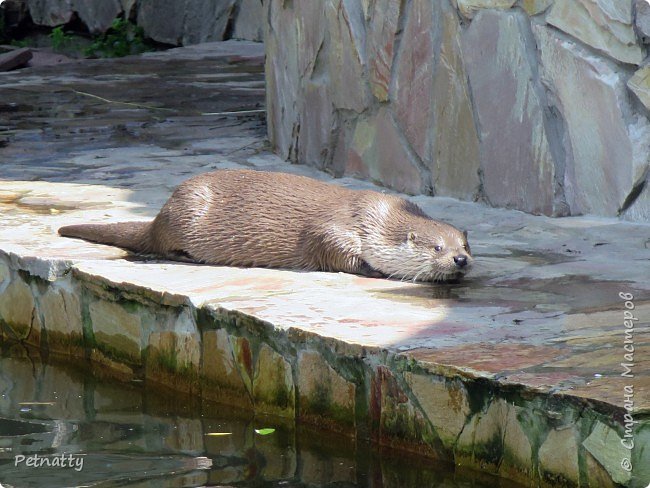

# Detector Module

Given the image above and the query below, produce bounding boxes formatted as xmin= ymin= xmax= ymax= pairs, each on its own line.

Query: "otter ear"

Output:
xmin=463 ymin=230 xmax=468 ymax=240
xmin=407 ymin=231 xmax=417 ymax=243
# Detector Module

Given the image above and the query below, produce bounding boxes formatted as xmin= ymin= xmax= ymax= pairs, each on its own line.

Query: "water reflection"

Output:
xmin=0 ymin=345 xmax=521 ymax=487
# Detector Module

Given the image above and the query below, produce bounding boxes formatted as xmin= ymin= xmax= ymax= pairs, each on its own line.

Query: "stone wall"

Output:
xmin=265 ymin=0 xmax=650 ymax=221
xmin=17 ymin=0 xmax=264 ymax=43
xmin=1 ymin=252 xmax=645 ymax=487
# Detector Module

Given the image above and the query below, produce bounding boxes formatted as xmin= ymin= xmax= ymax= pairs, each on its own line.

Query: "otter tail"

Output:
xmin=58 ymin=221 xmax=153 ymax=254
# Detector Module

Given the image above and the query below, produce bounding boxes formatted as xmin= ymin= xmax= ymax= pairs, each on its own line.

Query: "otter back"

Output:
xmin=58 ymin=169 xmax=473 ymax=282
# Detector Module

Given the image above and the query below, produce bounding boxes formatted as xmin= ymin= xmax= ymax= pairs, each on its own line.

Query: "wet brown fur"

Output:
xmin=58 ymin=169 xmax=473 ymax=282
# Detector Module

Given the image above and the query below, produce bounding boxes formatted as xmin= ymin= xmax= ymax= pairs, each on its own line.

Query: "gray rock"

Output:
xmin=535 ymin=24 xmax=650 ymax=217
xmin=366 ymin=0 xmax=403 ymax=101
xmin=265 ymin=0 xmax=300 ymax=160
xmin=636 ymin=0 xmax=650 ymax=42
xmin=1 ymin=0 xmax=30 ymax=33
xmin=137 ymin=0 xmax=185 ymax=45
xmin=0 ymin=48 xmax=32 ymax=72
xmin=26 ymin=0 xmax=73 ymax=26
xmin=232 ymin=0 xmax=265 ymax=42
xmin=182 ymin=0 xmax=237 ymax=45
xmin=392 ymin=0 xmax=435 ymax=163
xmin=347 ymin=107 xmax=427 ymax=195
xmin=463 ymin=10 xmax=557 ymax=215
xmin=431 ymin=2 xmax=481 ymax=201
xmin=547 ymin=0 xmax=645 ymax=65
xmin=121 ymin=0 xmax=138 ymax=19
xmin=297 ymin=81 xmax=335 ymax=169
xmin=137 ymin=0 xmax=236 ymax=45
xmin=72 ymin=0 xmax=122 ymax=33
xmin=326 ymin=0 xmax=369 ymax=113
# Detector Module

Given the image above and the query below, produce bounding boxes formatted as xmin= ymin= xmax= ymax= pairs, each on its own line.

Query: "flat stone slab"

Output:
xmin=0 ymin=47 xmax=32 ymax=71
xmin=1 ymin=40 xmax=648 ymax=487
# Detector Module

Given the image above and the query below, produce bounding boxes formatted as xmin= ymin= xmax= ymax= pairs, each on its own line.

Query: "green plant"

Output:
xmin=84 ymin=18 xmax=149 ymax=58
xmin=50 ymin=26 xmax=74 ymax=51
xmin=10 ymin=39 xmax=30 ymax=48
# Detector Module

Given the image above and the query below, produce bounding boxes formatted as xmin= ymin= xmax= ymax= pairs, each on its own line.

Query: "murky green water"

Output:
xmin=0 ymin=345 xmax=522 ymax=488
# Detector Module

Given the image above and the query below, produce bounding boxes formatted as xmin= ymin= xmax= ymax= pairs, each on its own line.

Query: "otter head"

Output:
xmin=402 ymin=222 xmax=473 ymax=282
xmin=363 ymin=214 xmax=473 ymax=283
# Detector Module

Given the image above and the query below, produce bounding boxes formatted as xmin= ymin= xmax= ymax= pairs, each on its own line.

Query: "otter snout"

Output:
xmin=454 ymin=255 xmax=469 ymax=268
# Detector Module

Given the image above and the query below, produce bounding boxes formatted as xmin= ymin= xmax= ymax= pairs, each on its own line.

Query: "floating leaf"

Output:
xmin=254 ymin=428 xmax=275 ymax=436
xmin=205 ymin=432 xmax=232 ymax=436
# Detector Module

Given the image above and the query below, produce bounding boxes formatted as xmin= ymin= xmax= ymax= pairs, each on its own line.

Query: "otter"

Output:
xmin=58 ymin=169 xmax=473 ymax=282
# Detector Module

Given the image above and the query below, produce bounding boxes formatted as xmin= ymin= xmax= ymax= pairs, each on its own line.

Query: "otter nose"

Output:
xmin=454 ymin=255 xmax=468 ymax=268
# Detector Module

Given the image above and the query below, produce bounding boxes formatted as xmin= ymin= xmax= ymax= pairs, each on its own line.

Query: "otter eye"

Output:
xmin=434 ymin=245 xmax=442 ymax=252
xmin=407 ymin=232 xmax=417 ymax=243
xmin=463 ymin=244 xmax=470 ymax=252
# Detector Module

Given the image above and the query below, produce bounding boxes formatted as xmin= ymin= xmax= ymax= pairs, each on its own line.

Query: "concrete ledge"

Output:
xmin=1 ymin=181 xmax=648 ymax=487
xmin=1 ymin=41 xmax=648 ymax=488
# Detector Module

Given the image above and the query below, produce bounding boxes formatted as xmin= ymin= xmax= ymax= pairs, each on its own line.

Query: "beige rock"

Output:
xmin=455 ymin=398 xmax=532 ymax=476
xmin=0 ymin=277 xmax=35 ymax=338
xmin=501 ymin=403 xmax=533 ymax=477
xmin=405 ymin=373 xmax=469 ymax=449
xmin=0 ymin=259 xmax=10 ymax=290
xmin=628 ymin=65 xmax=650 ymax=110
xmin=39 ymin=285 xmax=82 ymax=336
xmin=539 ymin=427 xmax=580 ymax=484
xmin=298 ymin=351 xmax=355 ymax=428
xmin=520 ymin=0 xmax=553 ymax=15
xmin=253 ymin=343 xmax=295 ymax=417
xmin=582 ymin=421 xmax=632 ymax=486
xmin=585 ymin=452 xmax=617 ymax=488
xmin=202 ymin=329 xmax=253 ymax=405
xmin=39 ymin=284 xmax=83 ymax=355
xmin=547 ymin=0 xmax=645 ymax=65
xmin=456 ymin=0 xmax=516 ymax=19
xmin=90 ymin=300 xmax=142 ymax=363
xmin=148 ymin=329 xmax=200 ymax=372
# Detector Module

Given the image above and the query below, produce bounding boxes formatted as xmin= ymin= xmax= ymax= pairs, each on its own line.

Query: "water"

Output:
xmin=0 ymin=345 xmax=522 ymax=488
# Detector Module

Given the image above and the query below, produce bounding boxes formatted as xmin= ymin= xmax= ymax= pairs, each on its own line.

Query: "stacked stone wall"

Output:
xmin=265 ymin=0 xmax=650 ymax=221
